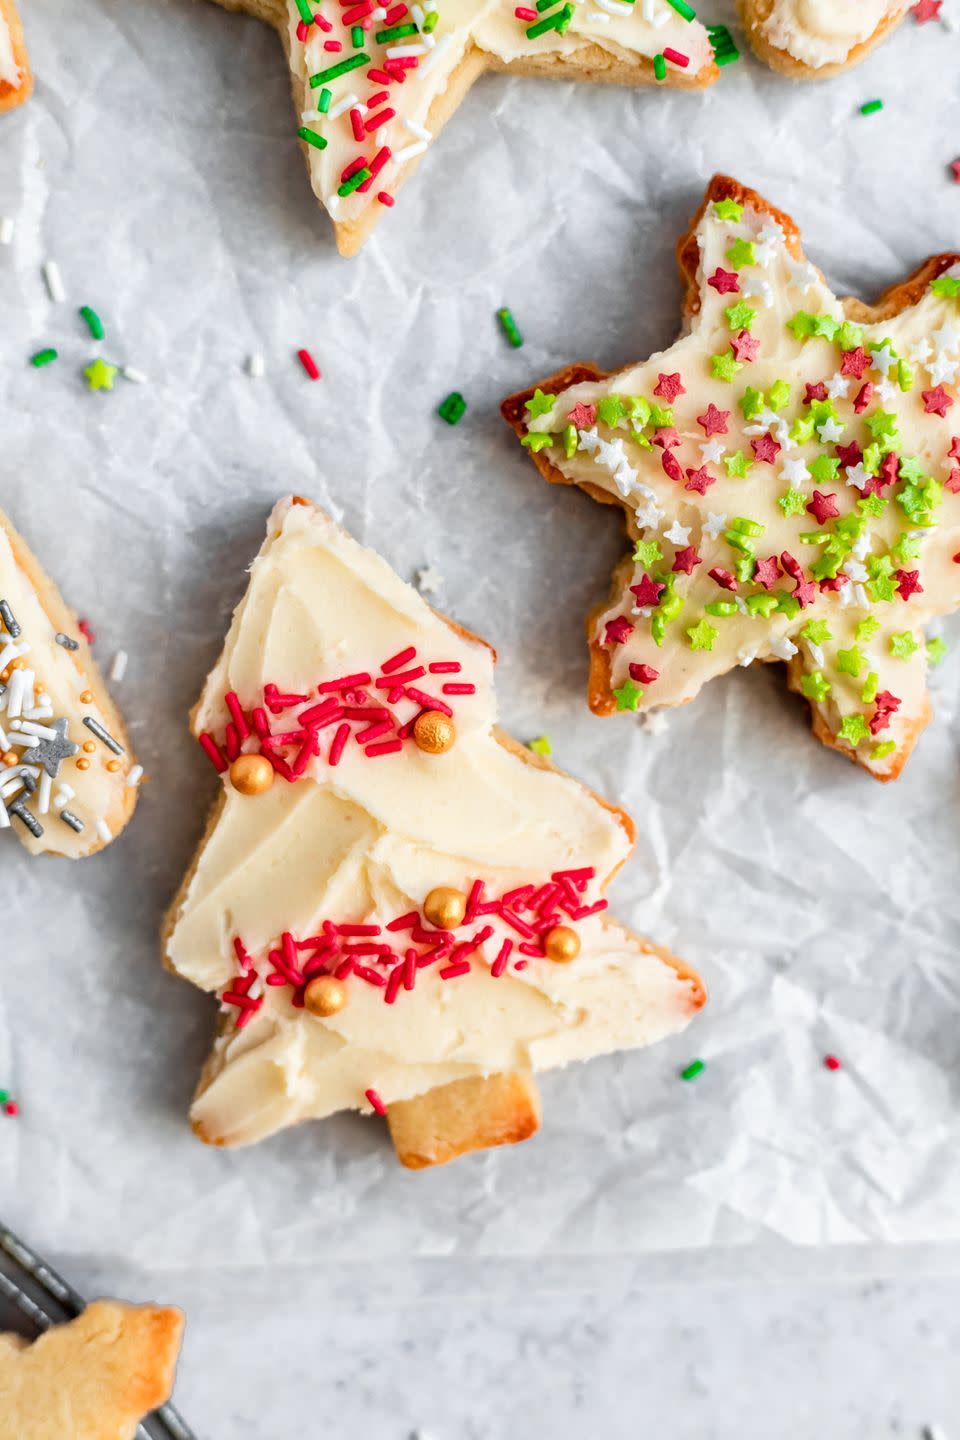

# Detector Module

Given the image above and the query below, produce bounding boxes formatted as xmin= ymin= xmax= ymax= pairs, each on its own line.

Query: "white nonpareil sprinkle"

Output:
xmin=0 ymin=803 xmax=8 ymax=829
xmin=37 ymin=772 xmax=52 ymax=816
xmin=95 ymin=819 xmax=112 ymax=843
xmin=246 ymin=352 xmax=265 ymax=379
xmin=596 ymin=0 xmax=633 ymax=13
xmin=126 ymin=765 xmax=143 ymax=789
xmin=43 ymin=260 xmax=65 ymax=303
xmin=587 ymin=11 xmax=611 ymax=19
xmin=122 ymin=366 xmax=148 ymax=384
xmin=109 ymin=649 xmax=128 ymax=683
xmin=54 ymin=784 xmax=75 ymax=809
xmin=395 ymin=140 xmax=428 ymax=164
xmin=403 ymin=117 xmax=432 ymax=142
xmin=386 ymin=42 xmax=429 ymax=58
xmin=328 ymin=92 xmax=361 ymax=120
xmin=418 ymin=32 xmax=451 ymax=76
xmin=0 ymin=217 xmax=14 ymax=246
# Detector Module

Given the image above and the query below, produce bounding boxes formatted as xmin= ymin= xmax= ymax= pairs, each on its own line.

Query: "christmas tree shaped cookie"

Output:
xmin=163 ymin=498 xmax=705 ymax=1168
xmin=738 ymin=0 xmax=909 ymax=77
xmin=504 ymin=175 xmax=960 ymax=782
xmin=0 ymin=1301 xmax=183 ymax=1440
xmin=212 ymin=0 xmax=720 ymax=256
xmin=0 ymin=0 xmax=30 ymax=111
xmin=0 ymin=510 xmax=140 ymax=856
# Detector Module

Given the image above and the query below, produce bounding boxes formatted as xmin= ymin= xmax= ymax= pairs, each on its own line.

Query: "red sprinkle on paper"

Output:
xmin=297 ymin=348 xmax=321 ymax=380
xmin=823 ymin=1055 xmax=842 ymax=1072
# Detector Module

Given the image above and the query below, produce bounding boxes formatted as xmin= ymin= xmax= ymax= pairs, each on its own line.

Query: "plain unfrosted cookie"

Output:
xmin=0 ymin=1301 xmax=183 ymax=1440
xmin=162 ymin=497 xmax=705 ymax=1169
xmin=0 ymin=0 xmax=30 ymax=112
xmin=0 ymin=509 xmax=140 ymax=856
xmin=737 ymin=0 xmax=908 ymax=77
xmin=503 ymin=174 xmax=960 ymax=782
xmin=210 ymin=0 xmax=718 ymax=255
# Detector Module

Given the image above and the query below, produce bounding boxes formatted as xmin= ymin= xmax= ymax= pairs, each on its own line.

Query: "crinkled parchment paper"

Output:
xmin=1 ymin=0 xmax=959 ymax=1276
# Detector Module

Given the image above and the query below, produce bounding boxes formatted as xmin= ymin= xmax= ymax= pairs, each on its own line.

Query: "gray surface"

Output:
xmin=1 ymin=0 xmax=960 ymax=1433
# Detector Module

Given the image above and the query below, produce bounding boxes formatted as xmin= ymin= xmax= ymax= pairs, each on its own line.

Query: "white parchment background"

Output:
xmin=1 ymin=0 xmax=960 ymax=1303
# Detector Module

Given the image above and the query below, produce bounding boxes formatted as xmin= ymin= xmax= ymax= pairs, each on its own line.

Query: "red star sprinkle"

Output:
xmin=672 ymin=545 xmax=702 ymax=576
xmin=853 ymin=382 xmax=874 ymax=415
xmin=949 ymin=437 xmax=960 ymax=460
xmin=697 ymin=402 xmax=730 ymax=437
xmin=751 ymin=432 xmax=781 ymax=465
xmin=605 ymin=617 xmax=634 ymax=645
xmin=870 ymin=690 xmax=902 ymax=734
xmin=895 ymin=569 xmax=923 ymax=600
xmin=707 ymin=267 xmax=740 ymax=295
xmin=653 ymin=426 xmax=682 ymax=449
xmin=780 ymin=552 xmax=803 ymax=581
xmin=730 ymin=330 xmax=760 ymax=363
xmin=819 ymin=574 xmax=849 ymax=593
xmin=629 ymin=663 xmax=660 ymax=684
xmin=804 ymin=381 xmax=828 ymax=404
xmin=922 ymin=385 xmax=954 ymax=416
xmin=912 ymin=0 xmax=942 ymax=20
xmin=792 ymin=576 xmax=818 ymax=609
xmin=630 ymin=574 xmax=666 ymax=607
xmin=835 ymin=441 xmax=864 ymax=470
xmin=945 ymin=465 xmax=960 ymax=494
xmin=661 ymin=449 xmax=684 ymax=484
xmin=654 ymin=372 xmax=685 ymax=403
xmin=862 ymin=451 xmax=900 ymax=496
xmin=708 ymin=567 xmax=738 ymax=591
xmin=753 ymin=555 xmax=782 ymax=589
xmin=951 ymin=159 xmax=960 ymax=184
xmin=875 ymin=690 xmax=901 ymax=713
xmin=684 ymin=465 xmax=716 ymax=494
xmin=840 ymin=347 xmax=871 ymax=379
xmin=567 ymin=402 xmax=597 ymax=429
xmin=806 ymin=490 xmax=840 ymax=524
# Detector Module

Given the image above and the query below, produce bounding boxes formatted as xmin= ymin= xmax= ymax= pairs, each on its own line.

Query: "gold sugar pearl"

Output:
xmin=423 ymin=886 xmax=467 ymax=931
xmin=106 ymin=760 xmax=121 ymax=773
xmin=1 ymin=750 xmax=17 ymax=768
xmin=82 ymin=740 xmax=96 ymax=753
xmin=303 ymin=975 xmax=347 ymax=1018
xmin=413 ymin=710 xmax=456 ymax=755
xmin=543 ymin=925 xmax=581 ymax=964
xmin=79 ymin=690 xmax=94 ymax=704
xmin=229 ymin=754 xmax=275 ymax=796
xmin=76 ymin=758 xmax=90 ymax=771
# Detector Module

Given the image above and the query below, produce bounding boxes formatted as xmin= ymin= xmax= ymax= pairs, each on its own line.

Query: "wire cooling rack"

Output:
xmin=0 ymin=1222 xmax=196 ymax=1440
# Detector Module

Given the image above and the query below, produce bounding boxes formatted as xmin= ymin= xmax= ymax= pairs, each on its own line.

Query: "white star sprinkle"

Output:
xmin=933 ymin=322 xmax=959 ymax=354
xmin=825 ymin=374 xmax=851 ymax=400
xmin=700 ymin=438 xmax=726 ymax=463
xmin=703 ymin=511 xmax=728 ymax=539
xmin=817 ymin=417 xmax=845 ymax=444
xmin=781 ymin=457 xmax=811 ymax=485
xmin=788 ymin=259 xmax=820 ymax=293
xmin=415 ymin=566 xmax=443 ymax=595
xmin=742 ymin=274 xmax=774 ymax=307
xmin=770 ymin=635 xmax=798 ymax=661
xmin=874 ymin=377 xmax=900 ymax=404
xmin=845 ymin=462 xmax=870 ymax=491
xmin=663 ymin=520 xmax=691 ymax=546
xmin=870 ymin=342 xmax=897 ymax=376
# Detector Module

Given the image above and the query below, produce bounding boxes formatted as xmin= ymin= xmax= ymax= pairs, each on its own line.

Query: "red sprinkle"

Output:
xmin=662 ymin=47 xmax=689 ymax=67
xmin=198 ymin=732 xmax=228 ymax=773
xmin=77 ymin=618 xmax=96 ymax=643
xmin=329 ymin=722 xmax=351 ymax=765
xmin=296 ymin=18 xmax=311 ymax=40
xmin=365 ymin=738 xmax=404 ymax=757
xmin=297 ymin=348 xmax=321 ymax=380
xmin=515 ymin=4 xmax=537 ymax=15
xmin=824 ymin=1055 xmax=842 ymax=1071
xmin=365 ymin=1088 xmax=388 ymax=1115
xmin=350 ymin=107 xmax=365 ymax=142
xmin=324 ymin=38 xmax=343 ymax=50
xmin=440 ymin=960 xmax=471 ymax=980
xmin=377 ymin=192 xmax=394 ymax=207
xmin=365 ymin=107 xmax=396 ymax=132
xmin=382 ymin=645 xmax=417 ymax=673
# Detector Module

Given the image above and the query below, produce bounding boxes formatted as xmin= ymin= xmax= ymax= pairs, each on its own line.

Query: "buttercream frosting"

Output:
xmin=760 ymin=0 xmax=907 ymax=68
xmin=0 ymin=518 xmax=138 ymax=857
xmin=512 ymin=185 xmax=960 ymax=778
xmin=165 ymin=499 xmax=703 ymax=1146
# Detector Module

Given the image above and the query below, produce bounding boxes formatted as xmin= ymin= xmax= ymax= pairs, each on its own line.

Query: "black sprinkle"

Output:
xmin=59 ymin=809 xmax=84 ymax=833
xmin=82 ymin=716 xmax=124 ymax=755
xmin=55 ymin=633 xmax=79 ymax=651
xmin=8 ymin=800 xmax=43 ymax=838
xmin=0 ymin=600 xmax=20 ymax=639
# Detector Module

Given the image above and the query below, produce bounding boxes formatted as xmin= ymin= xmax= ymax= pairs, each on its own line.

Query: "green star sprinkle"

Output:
xmin=613 ymin=680 xmax=643 ymax=711
xmin=931 ymin=274 xmax=960 ymax=298
xmin=861 ymin=671 xmax=879 ymax=704
xmin=778 ymin=489 xmax=807 ymax=518
xmin=724 ymin=451 xmax=752 ymax=479
xmin=706 ymin=600 xmax=739 ymax=617
xmin=839 ymin=714 xmax=871 ymax=746
xmin=525 ymin=388 xmax=556 ymax=419
xmin=810 ymin=314 xmax=839 ymax=341
xmin=739 ymin=386 xmax=764 ymax=421
xmin=897 ymin=359 xmax=913 ymax=392
xmin=871 ymin=740 xmax=897 ymax=760
xmin=686 ymin=619 xmax=718 ymax=651
xmin=650 ymin=404 xmax=674 ymax=428
xmin=767 ymin=379 xmax=791 ymax=412
xmin=927 ymin=636 xmax=948 ymax=667
xmin=802 ymin=620 xmax=832 ymax=646
xmin=898 ymin=457 xmax=927 ymax=485
xmin=726 ymin=238 xmax=756 ymax=270
xmin=836 ymin=647 xmax=864 ymax=678
xmin=868 ymin=574 xmax=898 ymax=604
xmin=521 ymin=432 xmax=553 ymax=452
xmin=625 ymin=395 xmax=652 ymax=427
xmin=890 ymin=632 xmax=920 ymax=661
xmin=801 ymin=671 xmax=831 ymax=702
xmin=787 ymin=312 xmax=816 ymax=340
xmin=528 ymin=736 xmax=552 ymax=756
xmin=858 ymin=494 xmax=887 ymax=519
xmin=714 ymin=198 xmax=744 ymax=221
xmin=864 ymin=410 xmax=898 ymax=442
xmin=809 ymin=454 xmax=840 ymax=485
xmin=711 ymin=350 xmax=743 ymax=383
xmin=83 ymin=358 xmax=118 ymax=392
xmin=790 ymin=415 xmax=815 ymax=445
xmin=633 ymin=539 xmax=663 ymax=567
xmin=562 ymin=424 xmax=578 ymax=458
xmin=892 ymin=533 xmax=921 ymax=566
xmin=597 ymin=395 xmax=627 ymax=427
xmin=745 ymin=593 xmax=778 ymax=617
xmin=856 ymin=617 xmax=880 ymax=643
xmin=836 ymin=321 xmax=865 ymax=350
xmin=724 ymin=301 xmax=756 ymax=331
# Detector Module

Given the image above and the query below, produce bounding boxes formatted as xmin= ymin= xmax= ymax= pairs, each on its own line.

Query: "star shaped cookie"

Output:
xmin=0 ymin=508 xmax=140 ymax=856
xmin=0 ymin=0 xmax=30 ymax=111
xmin=0 ymin=1301 xmax=183 ymax=1440
xmin=737 ymin=0 xmax=909 ymax=77
xmin=212 ymin=0 xmax=719 ymax=255
xmin=163 ymin=497 xmax=705 ymax=1169
xmin=503 ymin=175 xmax=960 ymax=782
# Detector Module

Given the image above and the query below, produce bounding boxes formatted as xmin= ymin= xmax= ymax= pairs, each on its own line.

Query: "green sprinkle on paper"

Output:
xmin=438 ymin=391 xmax=466 ymax=425
xmin=860 ymin=99 xmax=883 ymax=116
xmin=30 ymin=348 xmax=58 ymax=368
xmin=528 ymin=736 xmax=552 ymax=756
xmin=681 ymin=1058 xmax=705 ymax=1081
